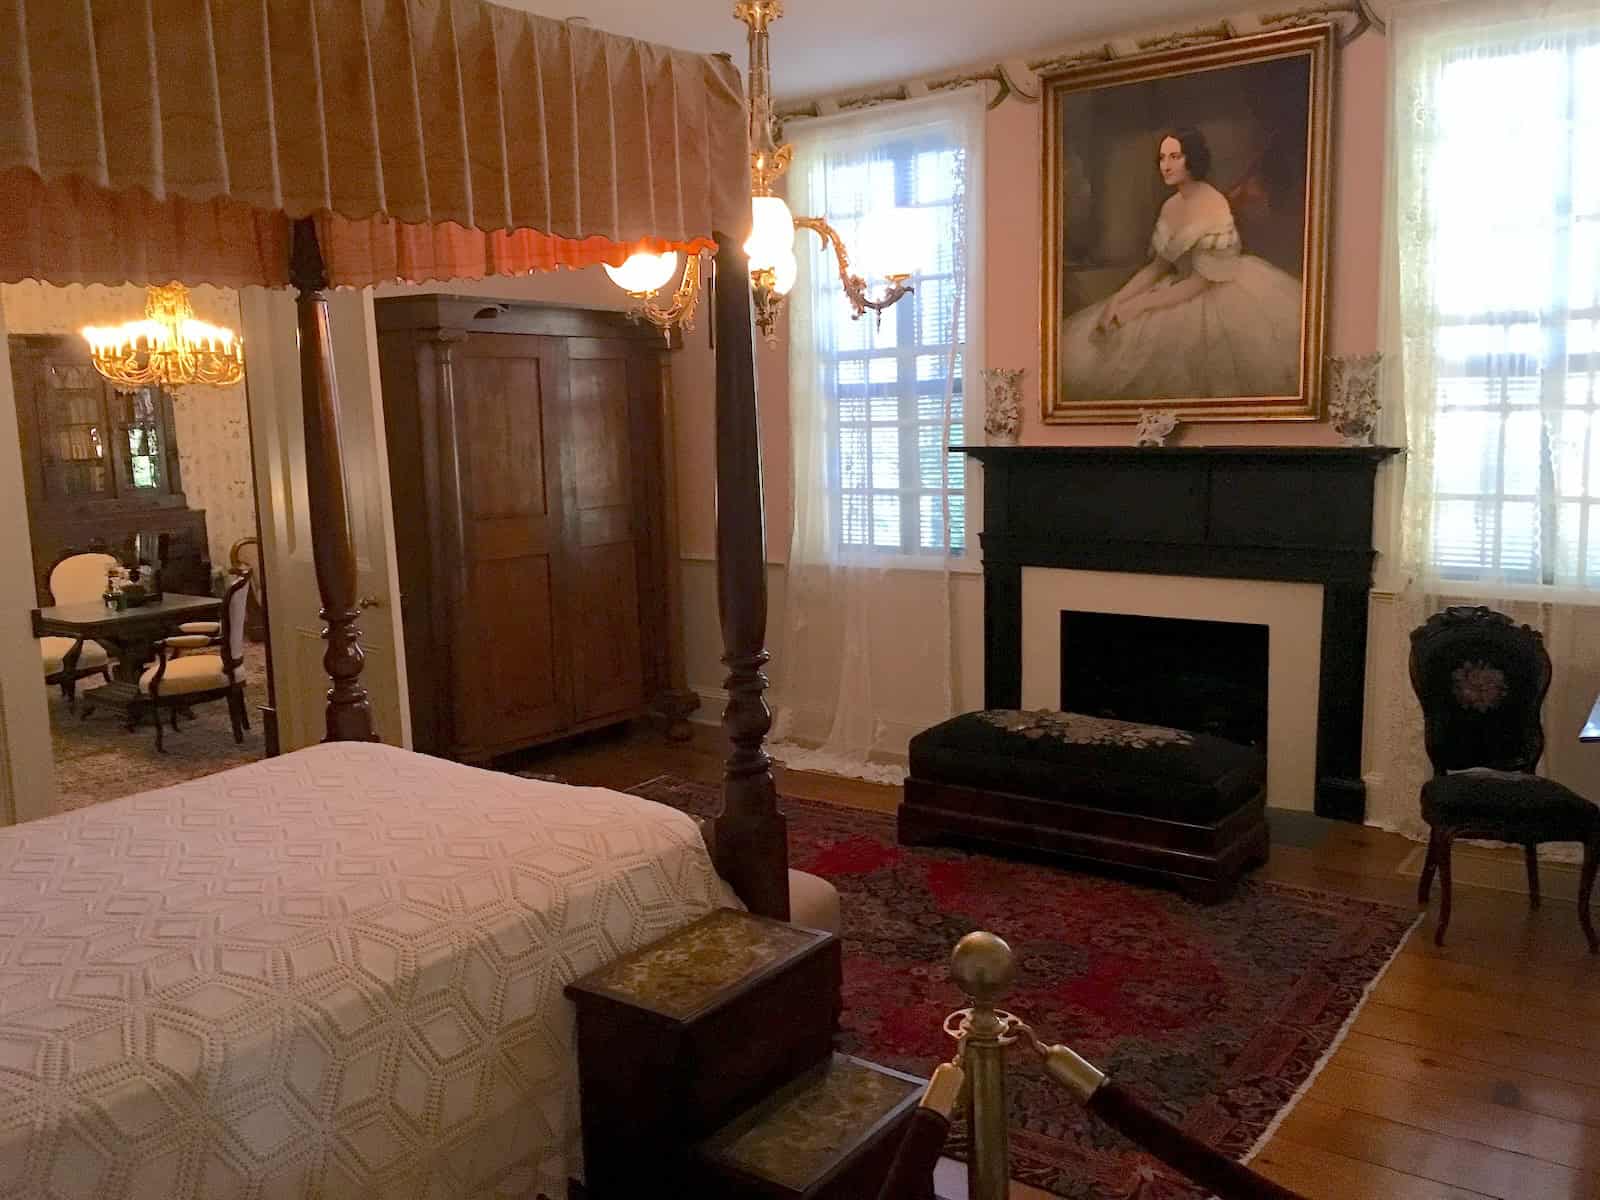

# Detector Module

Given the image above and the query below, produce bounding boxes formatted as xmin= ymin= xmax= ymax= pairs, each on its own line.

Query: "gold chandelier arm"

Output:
xmin=793 ymin=215 xmax=915 ymax=318
xmin=631 ymin=254 xmax=703 ymax=341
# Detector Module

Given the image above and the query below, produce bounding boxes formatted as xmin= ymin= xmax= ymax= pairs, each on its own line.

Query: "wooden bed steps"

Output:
xmin=567 ymin=909 xmax=923 ymax=1199
xmin=691 ymin=1052 xmax=928 ymax=1199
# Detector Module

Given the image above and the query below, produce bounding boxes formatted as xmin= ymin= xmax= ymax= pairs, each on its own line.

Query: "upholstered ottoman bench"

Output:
xmin=899 ymin=709 xmax=1269 ymax=902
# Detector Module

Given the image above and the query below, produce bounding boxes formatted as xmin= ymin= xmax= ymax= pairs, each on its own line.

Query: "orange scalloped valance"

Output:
xmin=0 ymin=0 xmax=748 ymax=287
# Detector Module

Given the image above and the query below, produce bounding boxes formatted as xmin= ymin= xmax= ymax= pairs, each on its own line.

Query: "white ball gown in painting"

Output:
xmin=1060 ymin=192 xmax=1303 ymax=401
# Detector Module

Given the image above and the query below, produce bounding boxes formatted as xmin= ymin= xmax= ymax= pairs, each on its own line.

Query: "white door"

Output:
xmin=240 ymin=288 xmax=411 ymax=751
xmin=0 ymin=301 xmax=56 ymax=823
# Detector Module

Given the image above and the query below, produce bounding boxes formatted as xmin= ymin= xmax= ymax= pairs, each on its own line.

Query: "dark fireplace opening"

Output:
xmin=1060 ymin=611 xmax=1269 ymax=750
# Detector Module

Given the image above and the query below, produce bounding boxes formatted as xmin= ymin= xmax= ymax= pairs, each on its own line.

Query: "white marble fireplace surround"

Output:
xmin=1021 ymin=567 xmax=1325 ymax=813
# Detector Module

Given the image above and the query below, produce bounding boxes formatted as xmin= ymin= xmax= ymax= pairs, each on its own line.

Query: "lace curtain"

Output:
xmin=769 ymin=90 xmax=984 ymax=783
xmin=1366 ymin=0 xmax=1600 ymax=848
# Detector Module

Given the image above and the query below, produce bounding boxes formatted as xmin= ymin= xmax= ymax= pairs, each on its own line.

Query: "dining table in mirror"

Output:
xmin=33 ymin=593 xmax=224 ymax=726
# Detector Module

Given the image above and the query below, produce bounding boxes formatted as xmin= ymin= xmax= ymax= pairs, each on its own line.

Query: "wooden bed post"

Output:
xmin=710 ymin=235 xmax=789 ymax=920
xmin=290 ymin=218 xmax=378 ymax=743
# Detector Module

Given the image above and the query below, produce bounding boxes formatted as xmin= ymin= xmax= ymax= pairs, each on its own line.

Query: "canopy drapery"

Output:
xmin=0 ymin=0 xmax=746 ymax=286
xmin=0 ymin=0 xmax=788 ymax=920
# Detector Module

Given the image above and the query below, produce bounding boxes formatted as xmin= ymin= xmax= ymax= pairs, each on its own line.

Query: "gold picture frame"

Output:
xmin=1040 ymin=24 xmax=1334 ymax=423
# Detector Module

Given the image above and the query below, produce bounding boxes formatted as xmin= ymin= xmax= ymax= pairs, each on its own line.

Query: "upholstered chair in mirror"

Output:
xmin=140 ymin=572 xmax=251 ymax=752
xmin=176 ymin=539 xmax=265 ymax=642
xmin=1409 ymin=606 xmax=1599 ymax=951
xmin=229 ymin=536 xmax=266 ymax=642
xmin=40 ymin=550 xmax=119 ymax=706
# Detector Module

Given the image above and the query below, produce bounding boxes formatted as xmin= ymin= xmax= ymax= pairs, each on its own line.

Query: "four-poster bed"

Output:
xmin=0 ymin=0 xmax=789 ymax=917
xmin=0 ymin=0 xmax=796 ymax=1193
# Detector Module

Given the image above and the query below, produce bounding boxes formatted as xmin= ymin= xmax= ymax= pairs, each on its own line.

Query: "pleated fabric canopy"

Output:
xmin=0 ymin=0 xmax=788 ymax=922
xmin=0 ymin=0 xmax=750 ymax=287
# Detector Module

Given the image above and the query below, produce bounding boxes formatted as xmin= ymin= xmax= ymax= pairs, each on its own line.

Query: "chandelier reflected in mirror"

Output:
xmin=82 ymin=283 xmax=244 ymax=390
xmin=607 ymin=0 xmax=922 ymax=343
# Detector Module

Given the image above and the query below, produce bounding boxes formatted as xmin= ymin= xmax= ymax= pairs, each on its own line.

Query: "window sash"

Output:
xmin=808 ymin=133 xmax=969 ymax=558
xmin=1424 ymin=35 xmax=1600 ymax=587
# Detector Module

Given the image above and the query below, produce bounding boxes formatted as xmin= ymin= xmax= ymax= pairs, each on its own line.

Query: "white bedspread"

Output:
xmin=0 ymin=742 xmax=735 ymax=1200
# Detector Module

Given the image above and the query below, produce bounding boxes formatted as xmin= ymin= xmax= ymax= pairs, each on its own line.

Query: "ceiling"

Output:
xmin=495 ymin=0 xmax=1238 ymax=101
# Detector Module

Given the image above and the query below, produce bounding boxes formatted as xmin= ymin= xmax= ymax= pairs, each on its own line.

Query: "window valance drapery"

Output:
xmin=0 ymin=0 xmax=750 ymax=286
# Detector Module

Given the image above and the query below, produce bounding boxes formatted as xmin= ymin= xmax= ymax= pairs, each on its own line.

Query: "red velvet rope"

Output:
xmin=875 ymin=1108 xmax=951 ymax=1200
xmin=1088 ymin=1082 xmax=1307 ymax=1200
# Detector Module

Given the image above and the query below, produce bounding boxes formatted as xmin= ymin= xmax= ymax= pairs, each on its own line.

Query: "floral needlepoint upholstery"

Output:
xmin=1410 ymin=607 xmax=1549 ymax=773
xmin=909 ymin=709 xmax=1263 ymax=824
xmin=1408 ymin=605 xmax=1600 ymax=951
xmin=977 ymin=709 xmax=1195 ymax=749
xmin=1451 ymin=660 xmax=1508 ymax=713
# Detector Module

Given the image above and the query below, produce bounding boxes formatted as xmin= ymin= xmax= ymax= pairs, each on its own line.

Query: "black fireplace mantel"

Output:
xmin=959 ymin=444 xmax=1401 ymax=821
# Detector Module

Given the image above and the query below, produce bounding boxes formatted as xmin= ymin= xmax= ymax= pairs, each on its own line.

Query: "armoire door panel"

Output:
xmin=457 ymin=354 xmax=551 ymax=523
xmin=471 ymin=515 xmax=551 ymax=562
xmin=570 ymin=542 xmax=645 ymax=720
xmin=449 ymin=334 xmax=572 ymax=752
xmin=565 ymin=349 xmax=648 ymax=721
xmin=578 ymin=506 xmax=632 ymax=547
xmin=569 ymin=358 xmax=631 ymax=513
xmin=458 ymin=555 xmax=567 ymax=747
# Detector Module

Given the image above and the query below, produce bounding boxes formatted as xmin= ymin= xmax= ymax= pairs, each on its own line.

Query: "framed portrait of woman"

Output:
xmin=1040 ymin=25 xmax=1334 ymax=423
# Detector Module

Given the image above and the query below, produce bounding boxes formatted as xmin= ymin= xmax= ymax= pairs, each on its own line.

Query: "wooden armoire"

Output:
xmin=375 ymin=296 xmax=695 ymax=762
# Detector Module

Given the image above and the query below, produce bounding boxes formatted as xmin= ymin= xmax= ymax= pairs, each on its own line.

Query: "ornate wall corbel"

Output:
xmin=1136 ymin=21 xmax=1237 ymax=51
xmin=772 ymin=0 xmax=1383 ymax=130
xmin=1028 ymin=45 xmax=1117 ymax=76
xmin=1257 ymin=0 xmax=1386 ymax=45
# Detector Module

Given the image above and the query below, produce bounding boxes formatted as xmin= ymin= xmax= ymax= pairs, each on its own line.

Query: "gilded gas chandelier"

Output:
xmin=82 ymin=283 xmax=244 ymax=390
xmin=606 ymin=0 xmax=920 ymax=343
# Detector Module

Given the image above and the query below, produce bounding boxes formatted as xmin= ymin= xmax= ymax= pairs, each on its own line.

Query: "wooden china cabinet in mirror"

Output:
xmin=9 ymin=335 xmax=211 ymax=605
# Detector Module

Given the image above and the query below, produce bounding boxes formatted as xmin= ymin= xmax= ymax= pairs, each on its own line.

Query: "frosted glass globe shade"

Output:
xmin=603 ymin=251 xmax=680 ymax=295
xmin=771 ymin=249 xmax=799 ymax=297
xmin=859 ymin=206 xmax=934 ymax=281
xmin=743 ymin=195 xmax=796 ymax=270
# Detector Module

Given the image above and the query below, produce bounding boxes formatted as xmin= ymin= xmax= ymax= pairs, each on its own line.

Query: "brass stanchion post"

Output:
xmin=950 ymin=931 xmax=1014 ymax=1200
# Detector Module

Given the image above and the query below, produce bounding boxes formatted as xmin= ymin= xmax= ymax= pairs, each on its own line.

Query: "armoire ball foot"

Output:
xmin=375 ymin=296 xmax=694 ymax=763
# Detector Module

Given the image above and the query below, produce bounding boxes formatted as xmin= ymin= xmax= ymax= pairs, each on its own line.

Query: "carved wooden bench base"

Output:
xmin=898 ymin=778 xmax=1269 ymax=903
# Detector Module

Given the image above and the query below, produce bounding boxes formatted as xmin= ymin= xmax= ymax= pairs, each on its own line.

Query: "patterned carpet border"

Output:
xmin=1240 ymin=903 xmax=1420 ymax=1165
xmin=626 ymin=775 xmax=1420 ymax=1200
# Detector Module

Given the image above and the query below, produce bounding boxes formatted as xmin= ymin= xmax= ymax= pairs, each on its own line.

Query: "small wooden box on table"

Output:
xmin=566 ymin=908 xmax=843 ymax=1199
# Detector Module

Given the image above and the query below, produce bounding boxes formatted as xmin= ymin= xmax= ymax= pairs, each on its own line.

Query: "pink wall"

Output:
xmin=673 ymin=30 xmax=1390 ymax=557
xmin=994 ymin=31 xmax=1387 ymax=446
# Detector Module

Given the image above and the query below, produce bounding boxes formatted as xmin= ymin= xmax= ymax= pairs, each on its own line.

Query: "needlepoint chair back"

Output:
xmin=1408 ymin=605 xmax=1551 ymax=775
xmin=48 ymin=552 xmax=120 ymax=606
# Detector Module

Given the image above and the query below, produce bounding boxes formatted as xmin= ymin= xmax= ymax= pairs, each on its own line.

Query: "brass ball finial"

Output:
xmin=950 ymin=931 xmax=1015 ymax=1003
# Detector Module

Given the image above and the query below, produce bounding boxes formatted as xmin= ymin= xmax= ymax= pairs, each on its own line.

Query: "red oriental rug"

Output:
xmin=627 ymin=776 xmax=1418 ymax=1200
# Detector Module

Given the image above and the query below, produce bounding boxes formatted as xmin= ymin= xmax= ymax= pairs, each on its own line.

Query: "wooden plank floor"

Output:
xmin=518 ymin=724 xmax=1600 ymax=1200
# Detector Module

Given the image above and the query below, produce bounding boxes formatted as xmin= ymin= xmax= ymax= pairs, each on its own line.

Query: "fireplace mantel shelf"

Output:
xmin=967 ymin=441 xmax=1394 ymax=822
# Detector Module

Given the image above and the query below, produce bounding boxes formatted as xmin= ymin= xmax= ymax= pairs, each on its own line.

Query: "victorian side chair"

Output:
xmin=40 ymin=551 xmax=118 ymax=707
xmin=140 ymin=572 xmax=251 ymax=753
xmin=1409 ymin=606 xmax=1599 ymax=952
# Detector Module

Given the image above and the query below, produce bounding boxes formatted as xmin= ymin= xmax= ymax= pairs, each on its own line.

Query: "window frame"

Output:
xmin=1422 ymin=35 xmax=1600 ymax=588
xmin=796 ymin=114 xmax=981 ymax=567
